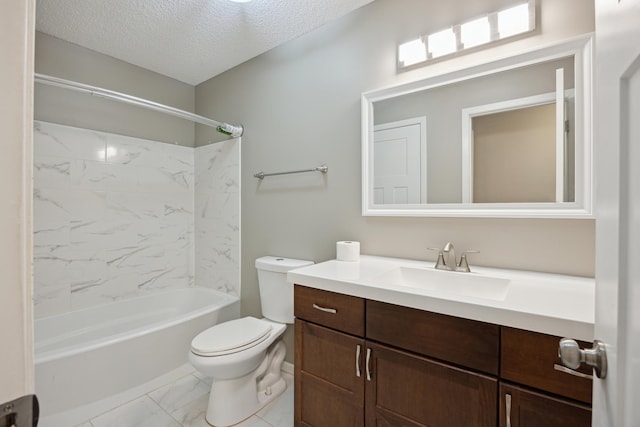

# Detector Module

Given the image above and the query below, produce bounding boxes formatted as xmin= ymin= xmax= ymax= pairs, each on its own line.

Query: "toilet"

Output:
xmin=189 ymin=256 xmax=313 ymax=427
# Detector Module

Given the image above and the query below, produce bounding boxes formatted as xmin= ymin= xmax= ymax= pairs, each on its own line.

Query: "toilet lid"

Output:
xmin=191 ymin=317 xmax=272 ymax=357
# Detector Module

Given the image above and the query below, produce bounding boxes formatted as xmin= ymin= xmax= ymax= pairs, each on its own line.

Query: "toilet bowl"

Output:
xmin=189 ymin=256 xmax=313 ymax=427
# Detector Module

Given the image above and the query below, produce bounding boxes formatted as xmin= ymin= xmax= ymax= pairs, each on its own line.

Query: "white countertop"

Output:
xmin=288 ymin=255 xmax=595 ymax=341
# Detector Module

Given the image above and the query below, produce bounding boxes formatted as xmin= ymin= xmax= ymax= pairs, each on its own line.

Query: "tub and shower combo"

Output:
xmin=35 ymin=288 xmax=239 ymax=421
xmin=33 ymin=75 xmax=245 ymax=423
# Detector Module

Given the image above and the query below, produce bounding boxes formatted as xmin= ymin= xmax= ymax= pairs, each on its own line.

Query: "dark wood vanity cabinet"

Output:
xmin=294 ymin=285 xmax=593 ymax=427
xmin=500 ymin=327 xmax=593 ymax=427
xmin=295 ymin=321 xmax=365 ymax=426
xmin=499 ymin=383 xmax=592 ymax=427
xmin=366 ymin=342 xmax=497 ymax=427
xmin=295 ymin=286 xmax=497 ymax=426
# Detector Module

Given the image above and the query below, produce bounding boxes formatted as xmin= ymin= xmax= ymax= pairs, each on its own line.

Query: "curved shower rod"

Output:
xmin=34 ymin=73 xmax=244 ymax=138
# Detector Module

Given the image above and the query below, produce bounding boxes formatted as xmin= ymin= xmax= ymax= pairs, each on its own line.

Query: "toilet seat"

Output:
xmin=191 ymin=317 xmax=273 ymax=357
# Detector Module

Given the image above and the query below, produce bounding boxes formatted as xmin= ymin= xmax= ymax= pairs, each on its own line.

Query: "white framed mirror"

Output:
xmin=362 ymin=35 xmax=593 ymax=218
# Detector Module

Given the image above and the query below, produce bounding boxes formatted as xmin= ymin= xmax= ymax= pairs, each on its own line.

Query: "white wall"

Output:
xmin=0 ymin=0 xmax=35 ymax=404
xmin=195 ymin=0 xmax=596 ymax=362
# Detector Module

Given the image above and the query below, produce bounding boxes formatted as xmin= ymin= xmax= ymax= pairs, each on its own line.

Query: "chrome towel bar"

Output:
xmin=253 ymin=164 xmax=328 ymax=179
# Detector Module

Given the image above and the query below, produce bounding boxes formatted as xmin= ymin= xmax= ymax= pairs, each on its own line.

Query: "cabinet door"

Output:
xmin=499 ymin=383 xmax=591 ymax=427
xmin=295 ymin=320 xmax=365 ymax=427
xmin=501 ymin=327 xmax=592 ymax=404
xmin=365 ymin=342 xmax=497 ymax=427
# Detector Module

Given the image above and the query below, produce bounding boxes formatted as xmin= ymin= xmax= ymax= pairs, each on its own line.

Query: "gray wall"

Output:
xmin=195 ymin=0 xmax=596 ymax=362
xmin=35 ymin=32 xmax=196 ymax=146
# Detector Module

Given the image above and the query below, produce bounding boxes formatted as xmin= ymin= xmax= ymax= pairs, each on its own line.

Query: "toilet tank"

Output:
xmin=255 ymin=256 xmax=314 ymax=324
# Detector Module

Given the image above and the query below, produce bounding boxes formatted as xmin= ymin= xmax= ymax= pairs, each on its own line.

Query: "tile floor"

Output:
xmin=74 ymin=371 xmax=294 ymax=427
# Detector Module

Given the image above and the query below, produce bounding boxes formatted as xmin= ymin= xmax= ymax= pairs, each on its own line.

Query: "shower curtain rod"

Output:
xmin=34 ymin=73 xmax=244 ymax=138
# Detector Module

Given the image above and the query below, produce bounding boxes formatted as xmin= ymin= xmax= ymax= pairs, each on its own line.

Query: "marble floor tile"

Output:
xmin=168 ymin=393 xmax=210 ymax=427
xmin=256 ymin=373 xmax=294 ymax=427
xmin=86 ymin=369 xmax=294 ymax=427
xmin=234 ymin=416 xmax=274 ymax=427
xmin=191 ymin=370 xmax=213 ymax=386
xmin=149 ymin=374 xmax=210 ymax=414
xmin=90 ymin=396 xmax=180 ymax=427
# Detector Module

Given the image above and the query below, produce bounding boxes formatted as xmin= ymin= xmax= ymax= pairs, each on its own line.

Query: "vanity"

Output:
xmin=290 ymin=32 xmax=598 ymax=426
xmin=289 ymin=256 xmax=594 ymax=427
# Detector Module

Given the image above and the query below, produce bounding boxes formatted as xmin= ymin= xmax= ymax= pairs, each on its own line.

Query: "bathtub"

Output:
xmin=35 ymin=287 xmax=239 ymax=419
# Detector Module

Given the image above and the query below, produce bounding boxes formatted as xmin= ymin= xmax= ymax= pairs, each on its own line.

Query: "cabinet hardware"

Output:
xmin=356 ymin=345 xmax=362 ymax=377
xmin=505 ymin=393 xmax=512 ymax=427
xmin=366 ymin=348 xmax=372 ymax=381
xmin=553 ymin=363 xmax=594 ymax=380
xmin=312 ymin=303 xmax=337 ymax=314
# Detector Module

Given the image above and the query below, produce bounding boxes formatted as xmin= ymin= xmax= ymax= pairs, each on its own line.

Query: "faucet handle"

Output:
xmin=427 ymin=248 xmax=446 ymax=269
xmin=457 ymin=251 xmax=479 ymax=272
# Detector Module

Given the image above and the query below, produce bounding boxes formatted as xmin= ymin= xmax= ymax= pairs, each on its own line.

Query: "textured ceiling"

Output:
xmin=36 ymin=0 xmax=374 ymax=85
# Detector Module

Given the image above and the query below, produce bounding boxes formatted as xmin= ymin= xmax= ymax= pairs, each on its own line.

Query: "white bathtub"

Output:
xmin=35 ymin=287 xmax=239 ymax=419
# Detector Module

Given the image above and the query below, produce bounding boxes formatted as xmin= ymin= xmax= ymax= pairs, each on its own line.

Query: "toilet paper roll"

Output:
xmin=336 ymin=241 xmax=360 ymax=262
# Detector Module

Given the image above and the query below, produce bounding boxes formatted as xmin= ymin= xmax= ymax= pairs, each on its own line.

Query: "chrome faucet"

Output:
xmin=428 ymin=242 xmax=478 ymax=272
xmin=442 ymin=242 xmax=456 ymax=271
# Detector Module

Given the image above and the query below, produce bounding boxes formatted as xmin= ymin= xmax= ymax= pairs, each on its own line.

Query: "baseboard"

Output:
xmin=282 ymin=361 xmax=294 ymax=375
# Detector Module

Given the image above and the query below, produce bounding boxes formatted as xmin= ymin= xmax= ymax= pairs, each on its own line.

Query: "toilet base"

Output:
xmin=205 ymin=341 xmax=286 ymax=427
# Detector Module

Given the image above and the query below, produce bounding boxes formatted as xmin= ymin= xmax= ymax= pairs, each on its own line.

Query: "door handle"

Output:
xmin=355 ymin=345 xmax=361 ymax=378
xmin=365 ymin=348 xmax=372 ymax=381
xmin=558 ymin=338 xmax=608 ymax=379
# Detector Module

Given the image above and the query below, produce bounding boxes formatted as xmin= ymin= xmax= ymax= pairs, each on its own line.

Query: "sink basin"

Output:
xmin=372 ymin=267 xmax=510 ymax=301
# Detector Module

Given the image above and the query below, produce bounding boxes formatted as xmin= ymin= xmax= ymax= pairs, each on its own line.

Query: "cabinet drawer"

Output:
xmin=294 ymin=285 xmax=365 ymax=336
xmin=366 ymin=300 xmax=500 ymax=375
xmin=499 ymin=383 xmax=591 ymax=427
xmin=501 ymin=327 xmax=592 ymax=404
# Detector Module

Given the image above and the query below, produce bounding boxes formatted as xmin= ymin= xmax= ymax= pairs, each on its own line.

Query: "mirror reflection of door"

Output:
xmin=461 ymin=82 xmax=575 ymax=205
xmin=472 ymin=104 xmax=557 ymax=203
xmin=373 ymin=117 xmax=426 ymax=204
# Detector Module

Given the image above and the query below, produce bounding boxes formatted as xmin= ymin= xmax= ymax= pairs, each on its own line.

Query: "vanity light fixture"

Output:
xmin=398 ymin=0 xmax=535 ymax=70
xmin=427 ymin=28 xmax=457 ymax=58
xmin=498 ymin=3 xmax=531 ymax=38
xmin=398 ymin=38 xmax=427 ymax=67
xmin=460 ymin=16 xmax=491 ymax=49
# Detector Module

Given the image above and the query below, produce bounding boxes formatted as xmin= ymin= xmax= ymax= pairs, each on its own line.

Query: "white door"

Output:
xmin=592 ymin=0 xmax=640 ymax=425
xmin=373 ymin=118 xmax=426 ymax=204
xmin=0 ymin=0 xmax=35 ymax=408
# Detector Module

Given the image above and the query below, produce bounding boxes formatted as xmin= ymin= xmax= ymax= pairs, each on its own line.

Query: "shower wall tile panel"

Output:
xmin=33 ymin=121 xmax=196 ymax=318
xmin=194 ymin=139 xmax=240 ymax=297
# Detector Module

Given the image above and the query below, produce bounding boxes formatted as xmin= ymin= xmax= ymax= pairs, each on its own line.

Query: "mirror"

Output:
xmin=362 ymin=35 xmax=593 ymax=218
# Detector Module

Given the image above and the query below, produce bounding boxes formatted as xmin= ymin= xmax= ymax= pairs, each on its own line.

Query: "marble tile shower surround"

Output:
xmin=195 ymin=141 xmax=240 ymax=297
xmin=33 ymin=121 xmax=240 ymax=318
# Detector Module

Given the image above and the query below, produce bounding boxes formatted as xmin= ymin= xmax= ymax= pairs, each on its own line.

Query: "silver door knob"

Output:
xmin=558 ymin=338 xmax=608 ymax=379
